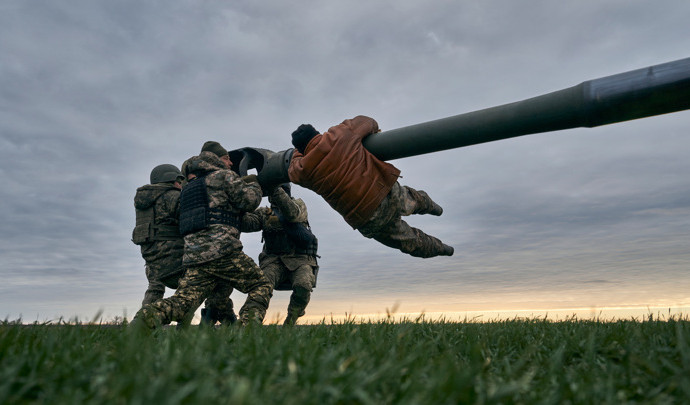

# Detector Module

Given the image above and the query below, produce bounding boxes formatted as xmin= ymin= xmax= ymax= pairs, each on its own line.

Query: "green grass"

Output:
xmin=1 ymin=316 xmax=689 ymax=404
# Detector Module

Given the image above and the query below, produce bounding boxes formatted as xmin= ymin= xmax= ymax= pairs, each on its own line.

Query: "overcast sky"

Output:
xmin=1 ymin=1 xmax=689 ymax=323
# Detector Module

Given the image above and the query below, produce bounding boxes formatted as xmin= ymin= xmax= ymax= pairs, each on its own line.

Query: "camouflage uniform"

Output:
xmin=132 ymin=151 xmax=272 ymax=328
xmin=138 ymin=252 xmax=268 ymax=326
xmin=133 ymin=174 xmax=237 ymax=322
xmin=358 ymin=182 xmax=450 ymax=258
xmin=241 ymin=187 xmax=318 ymax=325
xmin=132 ymin=183 xmax=185 ymax=305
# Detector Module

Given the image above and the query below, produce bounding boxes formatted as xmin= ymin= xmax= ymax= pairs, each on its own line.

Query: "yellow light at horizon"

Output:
xmin=288 ymin=305 xmax=690 ymax=324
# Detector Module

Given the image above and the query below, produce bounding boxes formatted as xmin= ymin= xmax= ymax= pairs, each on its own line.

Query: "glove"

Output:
xmin=241 ymin=174 xmax=258 ymax=184
xmin=271 ymin=186 xmax=287 ymax=198
xmin=267 ymin=186 xmax=284 ymax=202
xmin=266 ymin=215 xmax=281 ymax=228
xmin=262 ymin=184 xmax=277 ymax=197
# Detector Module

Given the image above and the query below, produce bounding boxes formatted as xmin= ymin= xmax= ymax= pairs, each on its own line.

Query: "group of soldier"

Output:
xmin=130 ymin=115 xmax=453 ymax=330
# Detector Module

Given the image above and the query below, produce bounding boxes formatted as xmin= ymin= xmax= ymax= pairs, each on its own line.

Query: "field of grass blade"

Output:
xmin=1 ymin=316 xmax=689 ymax=404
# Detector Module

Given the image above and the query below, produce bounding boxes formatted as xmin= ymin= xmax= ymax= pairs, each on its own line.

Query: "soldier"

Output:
xmin=132 ymin=163 xmax=237 ymax=324
xmin=132 ymin=164 xmax=186 ymax=305
xmin=131 ymin=142 xmax=272 ymax=329
xmin=288 ymin=115 xmax=454 ymax=258
xmin=241 ymin=184 xmax=319 ymax=325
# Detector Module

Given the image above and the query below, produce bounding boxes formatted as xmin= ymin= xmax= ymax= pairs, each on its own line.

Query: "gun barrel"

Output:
xmin=362 ymin=57 xmax=690 ymax=161
xmin=230 ymin=57 xmax=690 ymax=185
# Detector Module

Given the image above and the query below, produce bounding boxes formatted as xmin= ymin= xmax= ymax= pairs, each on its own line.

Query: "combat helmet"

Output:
xmin=150 ymin=164 xmax=184 ymax=184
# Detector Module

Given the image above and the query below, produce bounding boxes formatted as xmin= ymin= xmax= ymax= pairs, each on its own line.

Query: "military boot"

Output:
xmin=402 ymin=228 xmax=453 ymax=258
xmin=440 ymin=244 xmax=454 ymax=256
xmin=283 ymin=314 xmax=297 ymax=326
xmin=426 ymin=200 xmax=444 ymax=216
xmin=129 ymin=306 xmax=162 ymax=332
xmin=284 ymin=287 xmax=310 ymax=326
xmin=406 ymin=187 xmax=444 ymax=216
xmin=200 ymin=307 xmax=219 ymax=326
xmin=283 ymin=309 xmax=305 ymax=326
xmin=219 ymin=310 xmax=238 ymax=325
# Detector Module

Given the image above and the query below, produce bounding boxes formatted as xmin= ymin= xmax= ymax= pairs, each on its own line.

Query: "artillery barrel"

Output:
xmin=363 ymin=57 xmax=690 ymax=161
xmin=231 ymin=57 xmax=690 ymax=185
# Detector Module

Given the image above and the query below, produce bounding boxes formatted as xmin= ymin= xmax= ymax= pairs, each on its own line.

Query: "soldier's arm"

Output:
xmin=344 ymin=115 xmax=379 ymax=140
xmin=269 ymin=187 xmax=306 ymax=222
xmin=287 ymin=149 xmax=305 ymax=185
xmin=224 ymin=172 xmax=263 ymax=212
xmin=240 ymin=207 xmax=269 ymax=233
xmin=171 ymin=190 xmax=181 ymax=221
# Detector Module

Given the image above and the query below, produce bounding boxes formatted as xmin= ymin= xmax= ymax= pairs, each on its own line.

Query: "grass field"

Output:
xmin=1 ymin=316 xmax=689 ymax=404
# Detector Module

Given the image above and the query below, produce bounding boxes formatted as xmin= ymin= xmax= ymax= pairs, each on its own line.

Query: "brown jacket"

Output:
xmin=288 ymin=115 xmax=401 ymax=228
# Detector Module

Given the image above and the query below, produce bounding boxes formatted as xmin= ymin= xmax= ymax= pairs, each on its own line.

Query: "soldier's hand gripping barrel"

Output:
xmin=230 ymin=57 xmax=690 ymax=184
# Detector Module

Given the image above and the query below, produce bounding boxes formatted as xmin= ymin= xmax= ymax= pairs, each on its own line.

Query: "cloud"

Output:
xmin=1 ymin=1 xmax=689 ymax=321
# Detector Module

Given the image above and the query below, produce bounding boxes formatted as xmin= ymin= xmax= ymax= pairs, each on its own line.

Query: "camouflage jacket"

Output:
xmin=181 ymin=151 xmax=262 ymax=265
xmin=241 ymin=187 xmax=317 ymax=270
xmin=133 ymin=184 xmax=184 ymax=272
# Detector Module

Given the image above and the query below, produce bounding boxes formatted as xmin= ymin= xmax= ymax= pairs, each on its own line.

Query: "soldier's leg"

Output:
xmin=203 ymin=282 xmax=236 ymax=325
xmin=284 ymin=265 xmax=316 ymax=325
xmin=371 ymin=217 xmax=454 ymax=258
xmin=164 ymin=268 xmax=197 ymax=327
xmin=400 ymin=185 xmax=444 ymax=217
xmin=220 ymin=251 xmax=273 ymax=325
xmin=142 ymin=264 xmax=166 ymax=306
xmin=133 ymin=266 xmax=216 ymax=328
xmin=261 ymin=261 xmax=285 ymax=290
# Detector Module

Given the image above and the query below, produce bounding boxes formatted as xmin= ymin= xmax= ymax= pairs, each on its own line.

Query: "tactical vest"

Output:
xmin=179 ymin=175 xmax=241 ymax=236
xmin=262 ymin=210 xmax=318 ymax=256
xmin=132 ymin=189 xmax=181 ymax=245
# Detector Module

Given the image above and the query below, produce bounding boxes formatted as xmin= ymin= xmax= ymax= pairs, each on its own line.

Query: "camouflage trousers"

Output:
xmin=141 ymin=261 xmax=185 ymax=306
xmin=142 ymin=263 xmax=167 ymax=306
xmin=139 ymin=239 xmax=184 ymax=305
xmin=262 ymin=261 xmax=316 ymax=325
xmin=141 ymin=262 xmax=234 ymax=324
xmin=134 ymin=250 xmax=273 ymax=327
xmin=358 ymin=182 xmax=452 ymax=258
